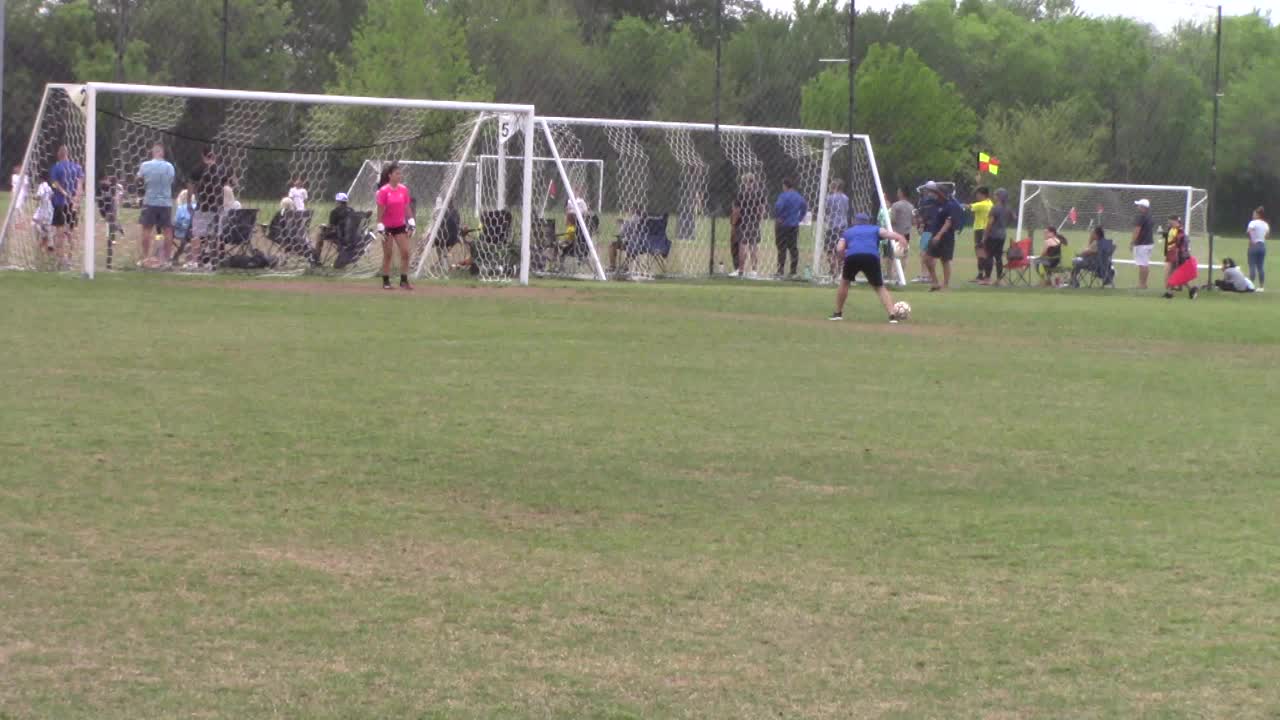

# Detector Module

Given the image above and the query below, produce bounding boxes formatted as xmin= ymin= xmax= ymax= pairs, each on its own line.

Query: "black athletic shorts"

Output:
xmin=927 ymin=231 xmax=956 ymax=262
xmin=52 ymin=205 xmax=77 ymax=228
xmin=842 ymin=253 xmax=883 ymax=287
xmin=384 ymin=225 xmax=408 ymax=236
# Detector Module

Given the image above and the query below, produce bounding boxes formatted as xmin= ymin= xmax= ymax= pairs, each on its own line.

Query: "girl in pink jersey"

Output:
xmin=375 ymin=163 xmax=416 ymax=290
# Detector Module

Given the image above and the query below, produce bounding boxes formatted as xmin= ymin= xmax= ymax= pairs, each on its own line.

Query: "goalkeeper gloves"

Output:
xmin=407 ymin=218 xmax=416 ymax=230
xmin=376 ymin=223 xmax=385 ymax=233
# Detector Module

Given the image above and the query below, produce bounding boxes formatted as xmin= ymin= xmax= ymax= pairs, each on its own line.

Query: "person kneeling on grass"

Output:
xmin=829 ymin=212 xmax=908 ymax=324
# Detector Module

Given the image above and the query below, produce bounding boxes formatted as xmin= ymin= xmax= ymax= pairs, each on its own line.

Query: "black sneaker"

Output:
xmin=382 ymin=280 xmax=393 ymax=290
xmin=1189 ymin=286 xmax=1199 ymax=300
xmin=1163 ymin=291 xmax=1174 ymax=299
xmin=828 ymin=312 xmax=843 ymax=321
xmin=888 ymin=315 xmax=899 ymax=324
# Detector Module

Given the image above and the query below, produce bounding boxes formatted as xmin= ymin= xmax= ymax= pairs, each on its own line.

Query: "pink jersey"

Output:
xmin=376 ymin=183 xmax=412 ymax=228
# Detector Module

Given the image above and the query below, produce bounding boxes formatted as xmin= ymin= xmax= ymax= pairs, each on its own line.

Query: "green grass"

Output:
xmin=2 ymin=273 xmax=1279 ymax=718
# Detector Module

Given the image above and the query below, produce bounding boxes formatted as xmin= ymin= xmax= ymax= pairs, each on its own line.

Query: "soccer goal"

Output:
xmin=0 ymin=82 xmax=537 ymax=282
xmin=1017 ymin=180 xmax=1208 ymax=251
xmin=530 ymin=116 xmax=883 ymax=282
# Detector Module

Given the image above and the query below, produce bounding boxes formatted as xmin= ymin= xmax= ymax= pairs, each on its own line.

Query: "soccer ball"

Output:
xmin=893 ymin=301 xmax=912 ymax=320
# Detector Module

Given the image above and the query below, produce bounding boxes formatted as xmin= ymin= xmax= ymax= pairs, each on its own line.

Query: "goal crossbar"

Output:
xmin=1017 ymin=179 xmax=1207 ymax=251
xmin=33 ymin=82 xmax=535 ymax=281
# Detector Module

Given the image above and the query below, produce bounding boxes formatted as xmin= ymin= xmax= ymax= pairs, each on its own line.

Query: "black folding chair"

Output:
xmin=626 ymin=213 xmax=671 ymax=277
xmin=471 ymin=209 xmax=516 ymax=277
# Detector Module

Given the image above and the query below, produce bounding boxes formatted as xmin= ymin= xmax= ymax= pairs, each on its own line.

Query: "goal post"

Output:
xmin=1017 ymin=180 xmax=1207 ymax=257
xmin=532 ymin=115 xmax=883 ymax=283
xmin=1 ymin=82 xmax=537 ymax=283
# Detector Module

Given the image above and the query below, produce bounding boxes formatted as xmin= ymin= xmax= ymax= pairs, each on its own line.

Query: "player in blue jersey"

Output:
xmin=829 ymin=212 xmax=908 ymax=323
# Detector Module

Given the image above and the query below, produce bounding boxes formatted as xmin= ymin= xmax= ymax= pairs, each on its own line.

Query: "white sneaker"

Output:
xmin=728 ymin=270 xmax=740 ymax=278
xmin=747 ymin=271 xmax=758 ymax=279
xmin=1258 ymin=287 xmax=1266 ymax=293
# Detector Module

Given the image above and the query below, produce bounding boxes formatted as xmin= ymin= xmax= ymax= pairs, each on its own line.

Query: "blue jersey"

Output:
xmin=842 ymin=223 xmax=881 ymax=257
xmin=50 ymin=160 xmax=83 ymax=207
xmin=774 ymin=189 xmax=807 ymax=228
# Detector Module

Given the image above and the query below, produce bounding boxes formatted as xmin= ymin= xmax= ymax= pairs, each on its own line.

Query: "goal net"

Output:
xmin=0 ymin=82 xmax=536 ymax=282
xmin=1017 ymin=180 xmax=1208 ymax=254
xmin=528 ymin=116 xmax=882 ymax=282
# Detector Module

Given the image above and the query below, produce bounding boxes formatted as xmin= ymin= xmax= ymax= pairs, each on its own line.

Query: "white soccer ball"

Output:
xmin=893 ymin=301 xmax=912 ymax=320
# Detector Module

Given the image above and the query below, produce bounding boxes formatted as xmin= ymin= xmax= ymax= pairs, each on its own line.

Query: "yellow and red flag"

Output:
xmin=978 ymin=152 xmax=1000 ymax=175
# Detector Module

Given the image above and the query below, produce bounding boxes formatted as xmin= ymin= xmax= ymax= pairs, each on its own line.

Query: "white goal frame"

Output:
xmin=5 ymin=82 xmax=537 ymax=283
xmin=535 ymin=115 xmax=884 ymax=284
xmin=1017 ymin=180 xmax=1208 ymax=249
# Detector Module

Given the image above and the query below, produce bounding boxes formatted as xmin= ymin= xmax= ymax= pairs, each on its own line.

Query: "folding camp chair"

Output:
xmin=559 ymin=212 xmax=600 ymax=275
xmin=1004 ymin=237 xmax=1032 ymax=286
xmin=1075 ymin=238 xmax=1116 ymax=288
xmin=263 ymin=209 xmax=315 ymax=266
xmin=207 ymin=208 xmax=268 ymax=269
xmin=323 ymin=210 xmax=373 ymax=270
xmin=625 ymin=214 xmax=671 ymax=278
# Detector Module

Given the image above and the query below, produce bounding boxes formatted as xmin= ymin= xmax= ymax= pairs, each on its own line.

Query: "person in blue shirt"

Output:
xmin=823 ymin=179 xmax=850 ymax=278
xmin=773 ymin=177 xmax=807 ymax=278
xmin=137 ymin=143 xmax=176 ymax=267
xmin=922 ymin=182 xmax=963 ymax=291
xmin=829 ymin=212 xmax=909 ymax=323
xmin=49 ymin=145 xmax=83 ymax=267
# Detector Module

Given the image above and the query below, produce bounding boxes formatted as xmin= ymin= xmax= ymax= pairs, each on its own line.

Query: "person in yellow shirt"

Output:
xmin=966 ymin=186 xmax=993 ymax=282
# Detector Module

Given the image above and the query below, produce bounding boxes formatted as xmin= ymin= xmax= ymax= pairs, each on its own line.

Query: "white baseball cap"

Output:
xmin=334 ymin=192 xmax=349 ymax=203
xmin=1135 ymin=198 xmax=1150 ymax=208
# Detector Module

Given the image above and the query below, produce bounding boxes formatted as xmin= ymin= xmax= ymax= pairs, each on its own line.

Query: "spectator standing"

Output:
xmin=981 ymin=188 xmax=1014 ymax=284
xmin=889 ymin=186 xmax=914 ymax=287
xmin=137 ymin=143 xmax=175 ymax=267
xmin=190 ymin=147 xmax=229 ymax=265
xmin=824 ymin=179 xmax=850 ymax=279
xmin=773 ymin=177 xmax=807 ymax=278
xmin=33 ymin=174 xmax=54 ymax=251
xmin=1246 ymin=206 xmax=1268 ymax=291
xmin=49 ymin=145 xmax=83 ymax=268
xmin=731 ymin=174 xmax=767 ymax=278
xmin=288 ymin=177 xmax=309 ymax=212
xmin=1131 ymin=198 xmax=1155 ymax=289
xmin=922 ymin=182 xmax=961 ymax=291
xmin=914 ymin=185 xmax=939 ymax=282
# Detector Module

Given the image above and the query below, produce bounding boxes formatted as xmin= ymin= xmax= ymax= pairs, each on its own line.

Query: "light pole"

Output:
xmin=1207 ymin=4 xmax=1222 ymax=287
xmin=819 ymin=0 xmax=857 ymax=211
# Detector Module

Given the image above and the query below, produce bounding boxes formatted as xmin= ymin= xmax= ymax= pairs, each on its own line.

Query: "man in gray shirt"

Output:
xmin=824 ymin=179 xmax=850 ymax=278
xmin=889 ymin=186 xmax=914 ymax=285
xmin=137 ymin=143 xmax=175 ymax=266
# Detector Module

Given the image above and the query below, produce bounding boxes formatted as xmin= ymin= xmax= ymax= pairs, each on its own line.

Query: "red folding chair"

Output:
xmin=1003 ymin=238 xmax=1032 ymax=286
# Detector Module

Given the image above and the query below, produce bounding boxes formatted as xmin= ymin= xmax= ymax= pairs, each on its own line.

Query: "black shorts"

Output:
xmin=842 ymin=253 xmax=883 ymax=287
xmin=139 ymin=205 xmax=172 ymax=228
xmin=926 ymin=232 xmax=955 ymax=262
xmin=974 ymin=229 xmax=985 ymax=249
xmin=384 ymin=225 xmax=408 ymax=237
xmin=52 ymin=205 xmax=77 ymax=228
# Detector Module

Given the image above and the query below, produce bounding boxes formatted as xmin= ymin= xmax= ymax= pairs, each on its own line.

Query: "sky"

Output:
xmin=758 ymin=0 xmax=1279 ymax=32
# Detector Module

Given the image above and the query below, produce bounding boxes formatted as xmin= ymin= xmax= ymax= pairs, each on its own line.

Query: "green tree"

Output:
xmin=603 ymin=17 xmax=700 ymax=117
xmin=334 ymin=0 xmax=490 ymax=101
xmin=802 ymin=43 xmax=977 ymax=187
xmin=980 ymin=100 xmax=1104 ymax=193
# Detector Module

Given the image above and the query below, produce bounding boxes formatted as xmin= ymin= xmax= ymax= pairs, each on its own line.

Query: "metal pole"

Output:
xmin=846 ymin=0 xmax=856 ymax=197
xmin=1207 ymin=4 xmax=1222 ymax=287
xmin=0 ymin=0 xmax=6 ymax=169
xmin=221 ymin=0 xmax=230 ymax=87
xmin=709 ymin=0 xmax=722 ymax=277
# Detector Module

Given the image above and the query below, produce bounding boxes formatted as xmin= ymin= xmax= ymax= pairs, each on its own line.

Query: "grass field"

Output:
xmin=3 ymin=260 xmax=1280 ymax=717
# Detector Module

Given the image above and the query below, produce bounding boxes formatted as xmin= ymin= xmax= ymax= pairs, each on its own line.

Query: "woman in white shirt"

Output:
xmin=1246 ymin=206 xmax=1268 ymax=291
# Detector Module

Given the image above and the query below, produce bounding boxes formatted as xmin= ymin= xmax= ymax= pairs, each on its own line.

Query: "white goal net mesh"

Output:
xmin=527 ymin=118 xmax=882 ymax=282
xmin=1018 ymin=181 xmax=1208 ymax=254
xmin=1 ymin=84 xmax=531 ymax=282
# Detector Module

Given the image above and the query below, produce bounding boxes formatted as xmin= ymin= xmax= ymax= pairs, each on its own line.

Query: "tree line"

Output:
xmin=5 ymin=0 xmax=1278 ymax=228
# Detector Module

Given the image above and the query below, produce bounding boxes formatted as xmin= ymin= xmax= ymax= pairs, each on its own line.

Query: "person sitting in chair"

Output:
xmin=1070 ymin=226 xmax=1112 ymax=288
xmin=1033 ymin=226 xmax=1066 ymax=285
xmin=609 ymin=206 xmax=644 ymax=275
